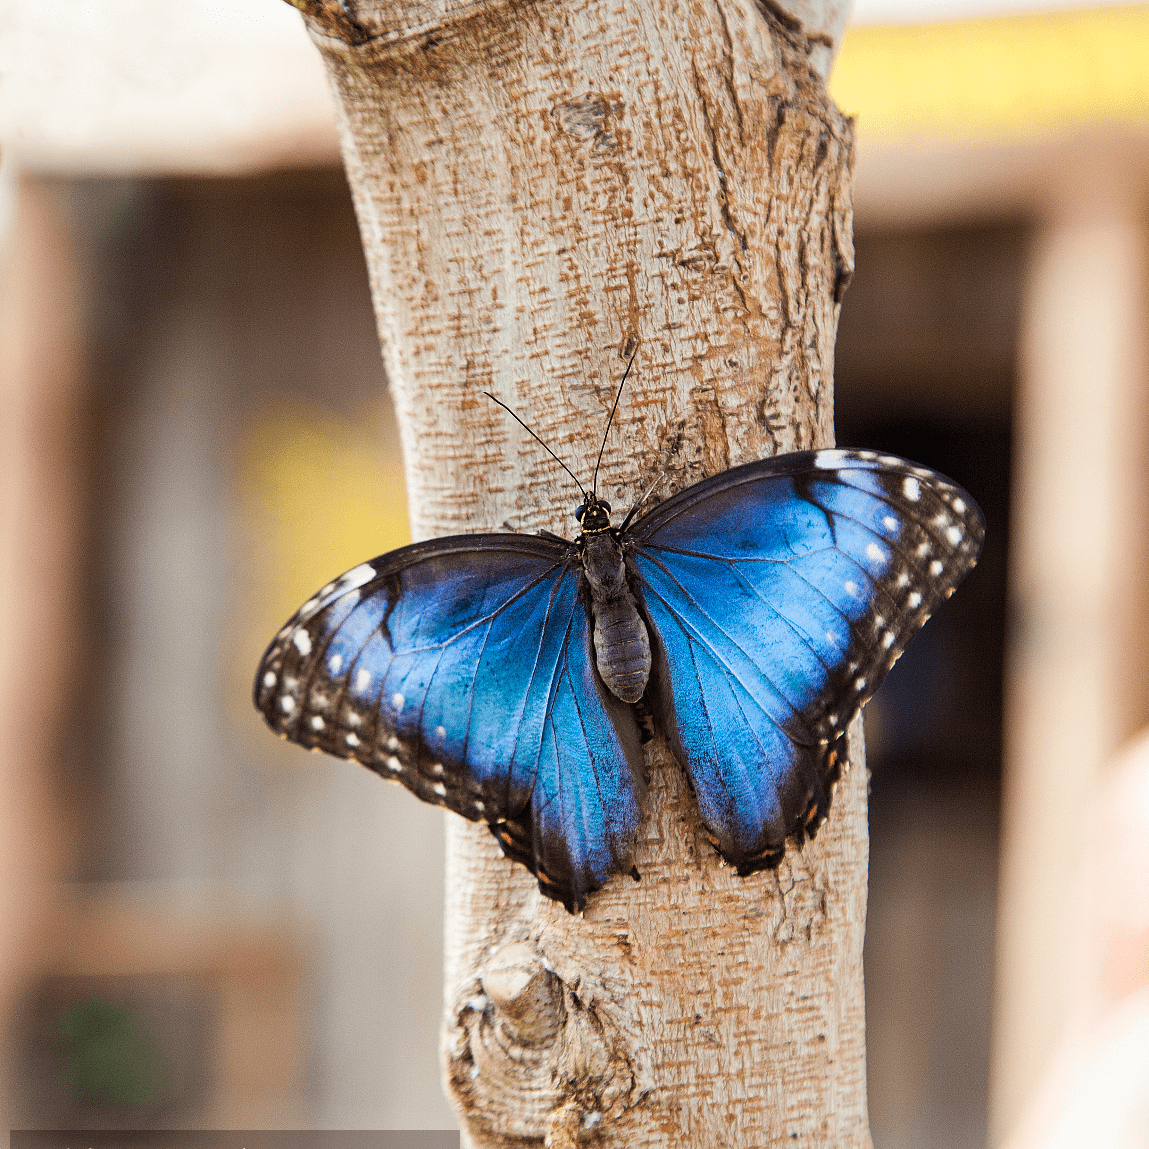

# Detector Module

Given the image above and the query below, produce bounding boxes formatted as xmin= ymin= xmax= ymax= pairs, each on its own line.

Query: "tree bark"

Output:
xmin=291 ymin=0 xmax=863 ymax=1142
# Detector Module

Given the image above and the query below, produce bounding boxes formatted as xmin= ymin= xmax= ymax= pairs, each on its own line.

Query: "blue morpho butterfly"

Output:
xmin=254 ymin=361 xmax=984 ymax=911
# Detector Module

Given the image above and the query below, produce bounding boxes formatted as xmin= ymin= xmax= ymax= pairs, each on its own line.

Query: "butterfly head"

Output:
xmin=576 ymin=496 xmax=612 ymax=535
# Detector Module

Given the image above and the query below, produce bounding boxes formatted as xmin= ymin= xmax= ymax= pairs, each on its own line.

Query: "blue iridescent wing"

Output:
xmin=626 ymin=449 xmax=984 ymax=874
xmin=253 ymin=535 xmax=644 ymax=911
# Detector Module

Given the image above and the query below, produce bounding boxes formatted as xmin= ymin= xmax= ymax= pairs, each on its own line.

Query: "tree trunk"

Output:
xmin=291 ymin=0 xmax=863 ymax=1142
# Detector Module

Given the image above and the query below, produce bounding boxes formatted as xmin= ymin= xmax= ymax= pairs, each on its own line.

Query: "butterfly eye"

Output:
xmin=575 ymin=503 xmax=587 ymax=522
xmin=600 ymin=501 xmax=611 ymax=514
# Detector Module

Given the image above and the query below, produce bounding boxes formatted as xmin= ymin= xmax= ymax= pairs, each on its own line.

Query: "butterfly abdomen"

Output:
xmin=582 ymin=534 xmax=651 ymax=704
xmin=592 ymin=596 xmax=651 ymax=703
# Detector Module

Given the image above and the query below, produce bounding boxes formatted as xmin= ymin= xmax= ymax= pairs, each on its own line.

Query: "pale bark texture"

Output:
xmin=291 ymin=0 xmax=863 ymax=1142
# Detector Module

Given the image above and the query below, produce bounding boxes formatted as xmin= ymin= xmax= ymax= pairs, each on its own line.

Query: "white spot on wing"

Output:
xmin=341 ymin=563 xmax=376 ymax=590
xmin=903 ymin=476 xmax=921 ymax=502
xmin=280 ymin=695 xmax=295 ymax=713
xmin=392 ymin=692 xmax=405 ymax=711
xmin=866 ymin=542 xmax=885 ymax=563
xmin=310 ymin=715 xmax=324 ymax=730
xmin=930 ymin=560 xmax=944 ymax=576
xmin=908 ymin=591 xmax=922 ymax=608
xmin=292 ymin=629 xmax=312 ymax=656
xmin=432 ymin=782 xmax=447 ymax=798
xmin=263 ymin=671 xmax=277 ymax=689
xmin=844 ymin=580 xmax=859 ymax=597
xmin=953 ymin=497 xmax=967 ymax=514
xmin=882 ymin=515 xmax=898 ymax=531
xmin=329 ymin=653 xmax=343 ymax=672
xmin=346 ymin=732 xmax=360 ymax=747
xmin=815 ymin=450 xmax=848 ymax=469
xmin=386 ymin=756 xmax=402 ymax=772
xmin=946 ymin=525 xmax=963 ymax=545
xmin=356 ymin=669 xmax=371 ymax=691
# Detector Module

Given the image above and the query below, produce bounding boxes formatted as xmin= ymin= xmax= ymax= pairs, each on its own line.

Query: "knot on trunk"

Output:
xmin=445 ymin=941 xmax=643 ymax=1145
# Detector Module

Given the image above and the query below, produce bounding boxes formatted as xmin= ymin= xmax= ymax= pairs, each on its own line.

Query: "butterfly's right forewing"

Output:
xmin=253 ymin=534 xmax=644 ymax=910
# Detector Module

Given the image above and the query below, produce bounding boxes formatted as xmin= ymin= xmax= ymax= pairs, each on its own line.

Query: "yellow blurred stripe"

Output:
xmin=831 ymin=4 xmax=1149 ymax=140
xmin=241 ymin=409 xmax=410 ymax=627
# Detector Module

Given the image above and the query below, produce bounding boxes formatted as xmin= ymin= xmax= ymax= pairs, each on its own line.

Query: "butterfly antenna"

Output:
xmin=483 ymin=392 xmax=588 ymax=500
xmin=591 ymin=348 xmax=638 ymax=497
xmin=618 ymin=469 xmax=668 ymax=533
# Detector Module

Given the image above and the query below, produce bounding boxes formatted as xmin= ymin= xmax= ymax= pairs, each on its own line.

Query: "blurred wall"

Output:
xmin=837 ymin=223 xmax=1019 ymax=1149
xmin=0 ymin=171 xmax=457 ymax=1132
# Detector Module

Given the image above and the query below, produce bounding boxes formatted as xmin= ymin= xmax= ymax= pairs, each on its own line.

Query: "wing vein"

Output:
xmin=637 ymin=550 xmax=818 ymax=734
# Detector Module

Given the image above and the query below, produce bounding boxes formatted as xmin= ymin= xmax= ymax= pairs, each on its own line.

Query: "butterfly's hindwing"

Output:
xmin=493 ymin=582 xmax=646 ymax=907
xmin=627 ymin=449 xmax=984 ymax=873
xmin=254 ymin=535 xmax=645 ymax=910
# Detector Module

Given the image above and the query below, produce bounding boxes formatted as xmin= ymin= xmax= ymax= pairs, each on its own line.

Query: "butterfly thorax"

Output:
xmin=576 ymin=496 xmax=612 ymax=534
xmin=581 ymin=530 xmax=651 ymax=704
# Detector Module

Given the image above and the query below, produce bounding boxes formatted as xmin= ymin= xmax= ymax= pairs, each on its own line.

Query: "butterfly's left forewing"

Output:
xmin=627 ymin=450 xmax=984 ymax=874
xmin=254 ymin=535 xmax=644 ymax=910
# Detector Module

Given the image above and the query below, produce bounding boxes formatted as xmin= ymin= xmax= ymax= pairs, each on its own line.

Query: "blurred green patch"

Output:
xmin=58 ymin=998 xmax=166 ymax=1108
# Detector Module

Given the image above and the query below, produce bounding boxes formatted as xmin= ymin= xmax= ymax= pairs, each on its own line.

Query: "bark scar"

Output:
xmin=690 ymin=61 xmax=749 ymax=260
xmin=713 ymin=0 xmax=746 ymax=148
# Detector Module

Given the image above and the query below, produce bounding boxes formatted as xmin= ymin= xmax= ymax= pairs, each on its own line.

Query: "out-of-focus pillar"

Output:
xmin=0 ymin=168 xmax=84 ymax=1117
xmin=991 ymin=184 xmax=1149 ymax=1144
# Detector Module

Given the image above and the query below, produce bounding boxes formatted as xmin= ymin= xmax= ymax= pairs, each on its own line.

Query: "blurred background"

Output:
xmin=1 ymin=0 xmax=1148 ymax=1146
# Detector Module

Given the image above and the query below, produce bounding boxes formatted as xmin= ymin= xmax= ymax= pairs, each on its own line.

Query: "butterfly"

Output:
xmin=254 ymin=389 xmax=984 ymax=912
